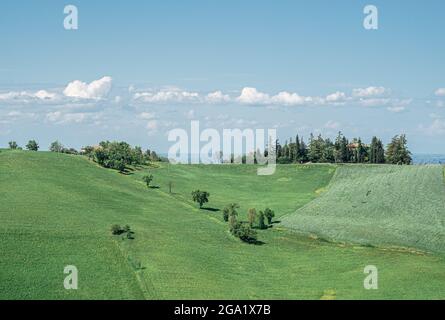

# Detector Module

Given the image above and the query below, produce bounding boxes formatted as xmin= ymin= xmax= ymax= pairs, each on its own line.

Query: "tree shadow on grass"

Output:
xmin=149 ymin=185 xmax=160 ymax=189
xmin=201 ymin=207 xmax=220 ymax=212
xmin=244 ymin=239 xmax=266 ymax=246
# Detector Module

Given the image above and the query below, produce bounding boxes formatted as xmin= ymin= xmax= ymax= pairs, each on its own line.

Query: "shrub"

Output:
xmin=264 ymin=208 xmax=275 ymax=225
xmin=111 ymin=224 xmax=123 ymax=235
xmin=248 ymin=208 xmax=257 ymax=227
xmin=231 ymin=222 xmax=257 ymax=243
xmin=142 ymin=174 xmax=154 ymax=188
xmin=258 ymin=211 xmax=267 ymax=229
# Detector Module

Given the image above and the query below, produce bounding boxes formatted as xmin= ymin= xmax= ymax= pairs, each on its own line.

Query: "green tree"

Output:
xmin=191 ymin=190 xmax=210 ymax=208
xmin=142 ymin=174 xmax=154 ymax=188
xmin=224 ymin=203 xmax=239 ymax=223
xmin=386 ymin=134 xmax=412 ymax=165
xmin=264 ymin=208 xmax=275 ymax=225
xmin=26 ymin=140 xmax=39 ymax=151
xmin=258 ymin=211 xmax=267 ymax=230
xmin=50 ymin=140 xmax=64 ymax=153
xmin=8 ymin=141 xmax=18 ymax=150
xmin=370 ymin=136 xmax=385 ymax=164
xmin=247 ymin=208 xmax=257 ymax=227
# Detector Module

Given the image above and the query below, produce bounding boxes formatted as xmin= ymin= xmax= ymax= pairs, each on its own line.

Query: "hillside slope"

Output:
xmin=281 ymin=165 xmax=445 ymax=253
xmin=1 ymin=152 xmax=445 ymax=299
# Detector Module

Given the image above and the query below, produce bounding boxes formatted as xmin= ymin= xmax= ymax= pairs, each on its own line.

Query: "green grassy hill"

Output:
xmin=281 ymin=165 xmax=445 ymax=253
xmin=1 ymin=151 xmax=445 ymax=299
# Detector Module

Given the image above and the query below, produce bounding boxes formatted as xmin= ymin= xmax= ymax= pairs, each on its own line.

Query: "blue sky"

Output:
xmin=0 ymin=0 xmax=444 ymax=153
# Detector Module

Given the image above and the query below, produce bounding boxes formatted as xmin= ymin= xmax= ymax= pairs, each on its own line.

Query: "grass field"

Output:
xmin=1 ymin=151 xmax=445 ymax=299
xmin=281 ymin=165 xmax=445 ymax=254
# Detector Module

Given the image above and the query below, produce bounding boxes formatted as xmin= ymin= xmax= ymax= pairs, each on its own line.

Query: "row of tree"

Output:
xmin=274 ymin=133 xmax=412 ymax=165
xmin=82 ymin=141 xmax=162 ymax=172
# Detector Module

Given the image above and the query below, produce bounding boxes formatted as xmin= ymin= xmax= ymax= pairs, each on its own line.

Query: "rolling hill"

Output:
xmin=1 ymin=151 xmax=444 ymax=299
xmin=281 ymin=165 xmax=445 ymax=253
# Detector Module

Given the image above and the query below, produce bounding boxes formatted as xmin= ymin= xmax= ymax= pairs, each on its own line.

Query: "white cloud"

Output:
xmin=270 ymin=91 xmax=311 ymax=106
xmin=63 ymin=76 xmax=112 ymax=99
xmin=326 ymin=91 xmax=347 ymax=102
xmin=134 ymin=88 xmax=200 ymax=104
xmin=206 ymin=91 xmax=231 ymax=104
xmin=236 ymin=87 xmax=270 ymax=105
xmin=352 ymin=86 xmax=387 ymax=98
xmin=434 ymin=88 xmax=445 ymax=97
xmin=0 ymin=90 xmax=59 ymax=103
xmin=358 ymin=98 xmax=390 ymax=107
xmin=236 ymin=87 xmax=313 ymax=106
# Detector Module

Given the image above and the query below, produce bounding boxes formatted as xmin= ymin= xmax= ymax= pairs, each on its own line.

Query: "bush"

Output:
xmin=258 ymin=211 xmax=267 ymax=229
xmin=231 ymin=222 xmax=257 ymax=243
xmin=111 ymin=224 xmax=134 ymax=239
xmin=142 ymin=174 xmax=154 ymax=188
xmin=264 ymin=208 xmax=275 ymax=225
xmin=111 ymin=224 xmax=123 ymax=235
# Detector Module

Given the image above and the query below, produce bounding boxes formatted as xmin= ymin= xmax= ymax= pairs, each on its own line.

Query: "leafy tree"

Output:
xmin=132 ymin=146 xmax=145 ymax=165
xmin=264 ymin=208 xmax=275 ymax=225
xmin=222 ymin=207 xmax=230 ymax=222
xmin=386 ymin=134 xmax=412 ymax=165
xmin=50 ymin=140 xmax=64 ymax=153
xmin=142 ymin=174 xmax=154 ymax=188
xmin=191 ymin=190 xmax=210 ymax=208
xmin=258 ymin=211 xmax=267 ymax=230
xmin=370 ymin=136 xmax=385 ymax=164
xmin=225 ymin=203 xmax=240 ymax=225
xmin=8 ymin=141 xmax=18 ymax=150
xmin=230 ymin=222 xmax=257 ymax=243
xmin=247 ymin=208 xmax=257 ymax=227
xmin=25 ymin=140 xmax=39 ymax=151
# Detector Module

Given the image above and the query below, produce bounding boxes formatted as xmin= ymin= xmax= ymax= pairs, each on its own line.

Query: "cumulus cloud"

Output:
xmin=206 ymin=91 xmax=231 ymax=104
xmin=134 ymin=88 xmax=200 ymax=104
xmin=236 ymin=87 xmax=270 ymax=105
xmin=434 ymin=88 xmax=445 ymax=96
xmin=63 ymin=76 xmax=112 ymax=99
xmin=236 ymin=87 xmax=314 ymax=106
xmin=326 ymin=91 xmax=347 ymax=103
xmin=270 ymin=91 xmax=312 ymax=106
xmin=0 ymin=90 xmax=59 ymax=103
xmin=352 ymin=86 xmax=387 ymax=98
